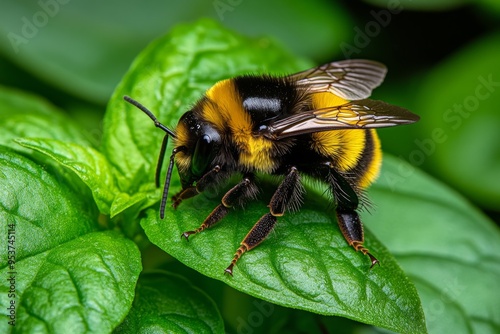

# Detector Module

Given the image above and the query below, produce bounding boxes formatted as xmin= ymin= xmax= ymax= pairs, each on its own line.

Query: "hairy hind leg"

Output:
xmin=225 ymin=167 xmax=303 ymax=275
xmin=336 ymin=209 xmax=379 ymax=268
xmin=328 ymin=168 xmax=379 ymax=268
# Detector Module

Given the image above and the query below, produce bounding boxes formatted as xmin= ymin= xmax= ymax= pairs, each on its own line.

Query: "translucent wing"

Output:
xmin=289 ymin=59 xmax=387 ymax=100
xmin=261 ymin=99 xmax=420 ymax=139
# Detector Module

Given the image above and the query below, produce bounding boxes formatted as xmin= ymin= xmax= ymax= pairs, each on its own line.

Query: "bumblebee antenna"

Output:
xmin=124 ymin=95 xmax=178 ymax=219
xmin=160 ymin=147 xmax=181 ymax=219
xmin=123 ymin=95 xmax=177 ymax=138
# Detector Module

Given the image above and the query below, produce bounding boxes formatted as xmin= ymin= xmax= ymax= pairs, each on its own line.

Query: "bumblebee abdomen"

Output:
xmin=310 ymin=92 xmax=382 ymax=189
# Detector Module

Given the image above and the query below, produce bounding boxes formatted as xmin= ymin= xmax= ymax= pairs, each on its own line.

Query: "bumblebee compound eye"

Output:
xmin=191 ymin=126 xmax=221 ymax=177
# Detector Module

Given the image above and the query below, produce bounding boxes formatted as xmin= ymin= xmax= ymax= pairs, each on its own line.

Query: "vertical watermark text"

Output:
xmin=6 ymin=222 xmax=17 ymax=326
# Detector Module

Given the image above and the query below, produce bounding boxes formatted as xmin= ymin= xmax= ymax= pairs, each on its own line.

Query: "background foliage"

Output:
xmin=1 ymin=0 xmax=499 ymax=333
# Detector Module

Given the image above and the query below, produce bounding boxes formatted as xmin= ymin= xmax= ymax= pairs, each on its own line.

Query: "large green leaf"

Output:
xmin=115 ymin=271 xmax=224 ymax=333
xmin=0 ymin=84 xmax=162 ymax=220
xmin=143 ymin=187 xmax=424 ymax=333
xmin=103 ymin=19 xmax=426 ymax=333
xmin=0 ymin=85 xmax=91 ymax=147
xmin=0 ymin=148 xmax=142 ymax=333
xmin=0 ymin=85 xmax=99 ymax=203
xmin=368 ymin=155 xmax=500 ymax=334
xmin=16 ymin=138 xmax=119 ymax=215
xmin=0 ymin=148 xmax=97 ymax=263
xmin=14 ymin=137 xmax=162 ymax=239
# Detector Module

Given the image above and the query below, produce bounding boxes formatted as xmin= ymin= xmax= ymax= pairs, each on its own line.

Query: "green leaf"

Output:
xmin=142 ymin=177 xmax=425 ymax=334
xmin=109 ymin=192 xmax=146 ymax=218
xmin=16 ymin=138 xmax=119 ymax=215
xmin=102 ymin=19 xmax=310 ymax=192
xmin=415 ymin=32 xmax=500 ymax=209
xmin=368 ymin=155 xmax=500 ymax=334
xmin=14 ymin=137 xmax=160 ymax=220
xmin=0 ymin=86 xmax=99 ymax=205
xmin=0 ymin=148 xmax=142 ymax=333
xmin=0 ymin=147 xmax=97 ymax=262
xmin=115 ymin=271 xmax=224 ymax=333
xmin=0 ymin=85 xmax=92 ymax=148
xmin=2 ymin=232 xmax=141 ymax=333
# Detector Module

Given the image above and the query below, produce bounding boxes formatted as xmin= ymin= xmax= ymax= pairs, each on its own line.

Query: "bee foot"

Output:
xmin=224 ymin=264 xmax=234 ymax=276
xmin=180 ymin=231 xmax=196 ymax=241
xmin=368 ymin=253 xmax=380 ymax=269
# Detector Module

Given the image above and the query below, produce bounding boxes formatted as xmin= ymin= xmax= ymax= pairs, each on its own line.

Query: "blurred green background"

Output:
xmin=1 ymin=0 xmax=498 ymax=220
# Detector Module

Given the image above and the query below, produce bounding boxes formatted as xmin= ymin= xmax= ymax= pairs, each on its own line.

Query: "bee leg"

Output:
xmin=172 ymin=187 xmax=198 ymax=209
xmin=328 ymin=168 xmax=378 ymax=268
xmin=336 ymin=208 xmax=379 ymax=268
xmin=225 ymin=167 xmax=302 ymax=275
xmin=224 ymin=213 xmax=277 ymax=276
xmin=181 ymin=173 xmax=258 ymax=240
xmin=172 ymin=165 xmax=222 ymax=208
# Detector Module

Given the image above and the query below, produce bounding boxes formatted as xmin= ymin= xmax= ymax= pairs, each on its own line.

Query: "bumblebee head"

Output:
xmin=174 ymin=110 xmax=222 ymax=189
xmin=124 ymin=96 xmax=222 ymax=218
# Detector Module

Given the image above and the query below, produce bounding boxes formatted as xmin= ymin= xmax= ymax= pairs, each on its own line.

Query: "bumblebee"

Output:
xmin=124 ymin=59 xmax=419 ymax=275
